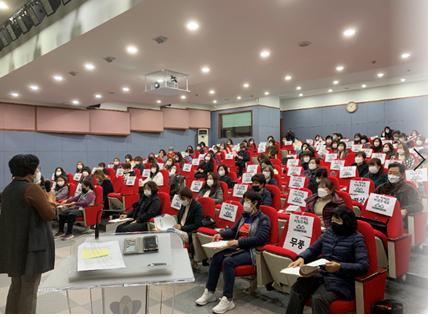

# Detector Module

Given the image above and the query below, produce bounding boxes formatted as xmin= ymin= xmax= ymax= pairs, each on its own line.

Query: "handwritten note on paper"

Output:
xmin=287 ymin=189 xmax=309 ymax=207
xmin=339 ymin=166 xmax=357 ymax=178
xmin=330 ymin=160 xmax=345 ymax=171
xmin=288 ymin=166 xmax=302 ymax=176
xmin=233 ymin=184 xmax=248 ymax=197
xmin=182 ymin=164 xmax=192 ymax=172
xmin=288 ymin=176 xmax=306 ymax=189
xmin=287 ymin=159 xmax=300 ymax=168
xmin=242 ymin=173 xmax=254 ymax=184
xmin=406 ymin=168 xmax=427 ymax=183
xmin=190 ymin=180 xmax=204 ymax=192
xmin=246 ymin=164 xmax=259 ymax=174
xmin=219 ymin=203 xmax=238 ymax=222
xmin=171 ymin=194 xmax=182 ymax=210
xmin=366 ymin=193 xmax=397 ymax=217
xmin=325 ymin=153 xmax=338 ymax=162
xmin=78 ymin=241 xmax=125 ymax=272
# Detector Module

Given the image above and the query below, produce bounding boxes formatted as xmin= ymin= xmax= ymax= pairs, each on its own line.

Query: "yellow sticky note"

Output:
xmin=82 ymin=247 xmax=109 ymax=259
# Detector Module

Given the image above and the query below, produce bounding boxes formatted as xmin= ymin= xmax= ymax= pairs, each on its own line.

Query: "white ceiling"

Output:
xmin=0 ymin=0 xmax=428 ymax=109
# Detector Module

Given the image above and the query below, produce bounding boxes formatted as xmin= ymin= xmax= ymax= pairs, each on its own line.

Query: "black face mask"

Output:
xmin=331 ymin=222 xmax=351 ymax=236
xmin=252 ymin=185 xmax=261 ymax=192
xmin=82 ymin=188 xmax=89 ymax=194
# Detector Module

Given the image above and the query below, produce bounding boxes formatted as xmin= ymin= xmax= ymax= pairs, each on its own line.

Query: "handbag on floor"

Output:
xmin=372 ymin=299 xmax=403 ymax=313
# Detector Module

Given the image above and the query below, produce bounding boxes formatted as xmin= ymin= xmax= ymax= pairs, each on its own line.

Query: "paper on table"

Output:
xmin=82 ymin=248 xmax=109 ymax=259
xmin=202 ymin=240 xmax=230 ymax=249
xmin=77 ymin=241 xmax=126 ymax=272
xmin=280 ymin=258 xmax=329 ymax=276
xmin=108 ymin=218 xmax=133 ymax=223
xmin=154 ymin=215 xmax=177 ymax=231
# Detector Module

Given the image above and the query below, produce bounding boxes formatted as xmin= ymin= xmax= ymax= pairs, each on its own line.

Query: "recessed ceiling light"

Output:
xmin=236 ymin=96 xmax=242 ymax=100
xmin=361 ymin=84 xmax=367 ymax=88
xmin=333 ymin=80 xmax=339 ymax=85
xmin=298 ymin=93 xmax=303 ymax=97
xmin=71 ymin=99 xmax=80 ymax=105
xmin=212 ymin=99 xmax=217 ymax=104
xmin=94 ymin=94 xmax=102 ymax=99
xmin=400 ymin=52 xmax=411 ymax=59
xmin=377 ymin=72 xmax=384 ymax=78
xmin=52 ymin=74 xmax=64 ymax=82
xmin=201 ymin=66 xmax=210 ymax=74
xmin=186 ymin=20 xmax=200 ymax=32
xmin=296 ymin=86 xmax=302 ymax=91
xmin=260 ymin=49 xmax=271 ymax=59
xmin=122 ymin=86 xmax=130 ymax=92
xmin=328 ymin=88 xmax=333 ymax=93
xmin=9 ymin=91 xmax=19 ymax=98
xmin=28 ymin=84 xmax=40 ymax=91
xmin=180 ymin=95 xmax=187 ymax=100
xmin=264 ymin=91 xmax=270 ymax=96
xmin=156 ymin=100 xmax=162 ymax=104
xmin=209 ymin=89 xmax=215 ymax=95
xmin=343 ymin=27 xmax=357 ymax=38
xmin=126 ymin=45 xmax=138 ymax=55
xmin=243 ymin=82 xmax=250 ymax=88
xmin=335 ymin=65 xmax=344 ymax=72
xmin=284 ymin=75 xmax=292 ymax=81
xmin=400 ymin=78 xmax=406 ymax=82
xmin=0 ymin=1 xmax=9 ymax=10
xmin=84 ymin=63 xmax=95 ymax=71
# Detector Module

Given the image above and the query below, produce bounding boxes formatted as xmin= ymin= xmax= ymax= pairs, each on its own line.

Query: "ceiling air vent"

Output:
xmin=298 ymin=40 xmax=312 ymax=47
xmin=153 ymin=35 xmax=168 ymax=44
xmin=103 ymin=56 xmax=116 ymax=63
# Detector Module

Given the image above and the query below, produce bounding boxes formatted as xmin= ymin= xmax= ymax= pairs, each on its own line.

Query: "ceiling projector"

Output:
xmin=144 ymin=69 xmax=190 ymax=96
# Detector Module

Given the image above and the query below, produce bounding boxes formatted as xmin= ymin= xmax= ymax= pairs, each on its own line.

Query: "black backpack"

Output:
xmin=372 ymin=299 xmax=403 ymax=314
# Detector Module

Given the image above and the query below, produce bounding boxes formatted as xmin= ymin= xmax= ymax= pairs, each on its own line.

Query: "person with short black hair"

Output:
xmin=235 ymin=142 xmax=250 ymax=177
xmin=364 ymin=158 xmax=388 ymax=187
xmin=262 ymin=165 xmax=278 ymax=186
xmin=336 ymin=141 xmax=348 ymax=159
xmin=124 ymin=153 xmax=133 ymax=164
xmin=195 ymin=153 xmax=214 ymax=179
xmin=1 ymin=154 xmax=56 ymax=313
xmin=116 ymin=181 xmax=161 ymax=233
xmin=56 ymin=179 xmax=96 ymax=240
xmin=359 ymin=135 xmax=369 ymax=147
xmin=174 ymin=188 xmax=203 ymax=245
xmin=251 ymin=173 xmax=272 ymax=206
xmin=217 ymin=164 xmax=235 ymax=188
xmin=54 ymin=175 xmax=69 ymax=201
xmin=352 ymin=151 xmax=368 ymax=177
xmin=143 ymin=162 xmax=164 ymax=187
xmin=375 ymin=162 xmax=422 ymax=224
xmin=53 ymin=166 xmax=67 ymax=182
xmin=93 ymin=169 xmax=114 ymax=209
xmin=371 ymin=137 xmax=383 ymax=153
xmin=285 ymin=206 xmax=369 ymax=314
xmin=308 ymin=167 xmax=327 ymax=194
xmin=133 ymin=156 xmax=144 ymax=173
xmin=195 ymin=190 xmax=270 ymax=313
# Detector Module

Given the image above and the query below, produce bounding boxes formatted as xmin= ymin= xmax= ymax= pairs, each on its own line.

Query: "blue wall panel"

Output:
xmin=282 ymin=96 xmax=427 ymax=139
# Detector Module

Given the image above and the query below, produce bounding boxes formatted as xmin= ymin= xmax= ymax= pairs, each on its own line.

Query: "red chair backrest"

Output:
xmin=266 ymin=184 xmax=281 ymax=210
xmin=273 ymin=173 xmax=282 ymax=188
xmin=112 ymin=175 xmax=123 ymax=193
xmin=260 ymin=205 xmax=279 ymax=245
xmin=133 ymin=168 xmax=142 ymax=179
xmin=344 ymin=152 xmax=357 ymax=166
xmin=67 ymin=173 xmax=74 ymax=184
xmin=279 ymin=211 xmax=322 ymax=247
xmin=356 ymin=220 xmax=378 ymax=275
xmin=328 ymin=176 xmax=340 ymax=190
xmin=196 ymin=197 xmax=216 ymax=218
xmin=216 ymin=200 xmax=244 ymax=229
xmin=349 ymin=177 xmax=375 ymax=194
xmin=286 ymin=175 xmax=310 ymax=189
xmin=336 ymin=190 xmax=353 ymax=210
xmin=158 ymin=191 xmax=174 ymax=215
xmin=283 ymin=187 xmax=312 ymax=210
xmin=93 ymin=185 xmax=104 ymax=206
xmin=361 ymin=196 xmax=404 ymax=238
xmin=159 ymin=169 xmax=170 ymax=194
xmin=68 ymin=182 xmax=77 ymax=198
xmin=219 ymin=181 xmax=229 ymax=202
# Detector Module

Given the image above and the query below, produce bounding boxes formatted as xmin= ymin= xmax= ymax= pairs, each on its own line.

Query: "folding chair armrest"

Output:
xmin=354 ymin=268 xmax=387 ymax=313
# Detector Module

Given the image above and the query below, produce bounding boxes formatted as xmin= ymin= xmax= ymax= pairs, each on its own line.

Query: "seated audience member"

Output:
xmin=55 ymin=179 xmax=96 ymax=240
xmin=382 ymin=142 xmax=395 ymax=159
xmin=54 ymin=175 xmax=69 ymax=201
xmin=198 ymin=172 xmax=223 ymax=204
xmin=133 ymin=156 xmax=144 ymax=173
xmin=217 ymin=165 xmax=235 ymax=188
xmin=196 ymin=144 xmax=205 ymax=156
xmin=304 ymin=157 xmax=320 ymax=179
xmin=325 ymin=136 xmax=333 ymax=149
xmin=93 ymin=170 xmax=114 ymax=209
xmin=143 ymin=163 xmax=164 ymax=187
xmin=300 ymin=150 xmax=314 ymax=170
xmin=116 ymin=181 xmax=161 ymax=233
xmin=371 ymin=137 xmax=383 ymax=153
xmin=251 ymin=174 xmax=272 ymax=206
xmin=98 ymin=162 xmax=106 ymax=168
xmin=375 ymin=163 xmax=423 ymax=223
xmin=413 ymin=136 xmax=427 ymax=156
xmin=122 ymin=163 xmax=136 ymax=180
xmin=392 ymin=130 xmax=401 ymax=142
xmin=285 ymin=206 xmax=369 ymax=314
xmin=165 ymin=158 xmax=177 ymax=177
xmin=75 ymin=161 xmax=85 ymax=173
xmin=308 ymin=167 xmax=328 ymax=194
xmin=336 ymin=142 xmax=348 ymax=159
xmin=352 ymin=151 xmax=368 ymax=177
xmin=112 ymin=157 xmax=122 ymax=169
xmin=262 ymin=166 xmax=278 ymax=186
xmin=235 ymin=143 xmax=250 ymax=177
xmin=394 ymin=142 xmax=416 ymax=169
xmin=158 ymin=149 xmax=166 ymax=162
xmin=167 ymin=146 xmax=176 ymax=159
xmin=195 ymin=153 xmax=214 ymax=179
xmin=184 ymin=147 xmax=194 ymax=163
xmin=260 ymin=158 xmax=279 ymax=175
xmin=195 ymin=190 xmax=270 ymax=314
xmin=124 ymin=154 xmax=133 ymax=164
xmin=330 ymin=141 xmax=339 ymax=152
xmin=266 ymin=142 xmax=279 ymax=159
xmin=53 ymin=166 xmax=67 ymax=181
xmin=174 ymin=188 xmax=203 ymax=246
xmin=398 ymin=133 xmax=408 ymax=144
xmin=359 ymin=135 xmax=370 ymax=147
xmin=285 ymin=129 xmax=296 ymax=143
xmin=74 ymin=167 xmax=93 ymax=195
xmin=174 ymin=152 xmax=186 ymax=168
xmin=248 ymin=138 xmax=257 ymax=151
xmin=146 ymin=153 xmax=157 ymax=166
xmin=353 ymin=133 xmax=362 ymax=144
xmin=306 ymin=178 xmax=345 ymax=228
xmin=364 ymin=158 xmax=388 ymax=188
xmin=382 ymin=126 xmax=393 ymax=140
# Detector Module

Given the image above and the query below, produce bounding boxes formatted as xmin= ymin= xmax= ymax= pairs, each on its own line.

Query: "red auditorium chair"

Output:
xmin=360 ymin=196 xmax=411 ymax=279
xmin=328 ymin=176 xmax=340 ymax=190
xmin=107 ymin=175 xmax=140 ymax=212
xmin=256 ymin=212 xmax=321 ymax=293
xmin=347 ymin=177 xmax=375 ymax=215
xmin=67 ymin=182 xmax=77 ymax=198
xmin=336 ymin=190 xmax=354 ymax=211
xmin=266 ymin=184 xmax=281 ymax=210
xmin=75 ymin=185 xmax=104 ymax=227
xmin=159 ymin=169 xmax=170 ymax=194
xmin=404 ymin=181 xmax=428 ymax=248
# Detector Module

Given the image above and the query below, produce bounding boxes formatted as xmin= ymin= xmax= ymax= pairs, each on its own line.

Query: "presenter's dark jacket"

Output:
xmin=127 ymin=194 xmax=161 ymax=223
xmin=177 ymin=199 xmax=203 ymax=233
xmin=0 ymin=176 xmax=56 ymax=277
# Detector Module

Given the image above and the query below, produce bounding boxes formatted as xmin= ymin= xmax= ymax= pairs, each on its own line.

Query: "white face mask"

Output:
xmin=82 ymin=171 xmax=89 ymax=177
xmin=57 ymin=181 xmax=65 ymax=187
xmin=374 ymin=143 xmax=380 ymax=147
xmin=34 ymin=170 xmax=41 ymax=184
xmin=308 ymin=163 xmax=317 ymax=170
xmin=287 ymin=141 xmax=293 ymax=145
xmin=114 ymin=161 xmax=120 ymax=165
xmin=207 ymin=179 xmax=214 ymax=187
xmin=316 ymin=178 xmax=321 ymax=184
xmin=205 ymin=156 xmax=211 ymax=161
xmin=77 ymin=165 xmax=83 ymax=170
xmin=243 ymin=201 xmax=252 ymax=213
xmin=383 ymin=147 xmax=390 ymax=153
xmin=388 ymin=174 xmax=401 ymax=184
xmin=368 ymin=166 xmax=379 ymax=174
xmin=355 ymin=157 xmax=364 ymax=164
xmin=416 ymin=140 xmax=423 ymax=146
xmin=144 ymin=189 xmax=152 ymax=197
xmin=317 ymin=187 xmax=329 ymax=198
xmin=397 ymin=149 xmax=405 ymax=155
xmin=218 ymin=170 xmax=225 ymax=177
xmin=55 ymin=171 xmax=62 ymax=176
xmin=151 ymin=168 xmax=157 ymax=173
xmin=303 ymin=157 xmax=310 ymax=163
xmin=263 ymin=171 xmax=271 ymax=179
xmin=338 ymin=147 xmax=344 ymax=152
